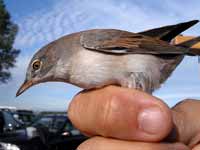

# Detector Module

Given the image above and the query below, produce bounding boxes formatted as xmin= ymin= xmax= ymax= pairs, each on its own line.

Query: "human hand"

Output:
xmin=68 ymin=86 xmax=200 ymax=150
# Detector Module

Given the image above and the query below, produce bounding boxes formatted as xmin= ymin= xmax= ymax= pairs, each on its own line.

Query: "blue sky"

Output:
xmin=1 ymin=0 xmax=200 ymax=111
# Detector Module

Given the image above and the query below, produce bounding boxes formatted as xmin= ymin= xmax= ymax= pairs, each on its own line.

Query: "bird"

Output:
xmin=16 ymin=20 xmax=200 ymax=96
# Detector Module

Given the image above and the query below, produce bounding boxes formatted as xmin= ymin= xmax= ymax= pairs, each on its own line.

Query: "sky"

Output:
xmin=0 ymin=0 xmax=200 ymax=111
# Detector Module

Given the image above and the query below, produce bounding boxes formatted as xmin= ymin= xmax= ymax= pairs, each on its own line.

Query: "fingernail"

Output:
xmin=138 ymin=107 xmax=166 ymax=134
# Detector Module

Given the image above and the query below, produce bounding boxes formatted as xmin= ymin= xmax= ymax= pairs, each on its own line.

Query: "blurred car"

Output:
xmin=0 ymin=109 xmax=87 ymax=150
xmin=13 ymin=110 xmax=36 ymax=125
xmin=0 ymin=109 xmax=26 ymax=135
xmin=32 ymin=113 xmax=87 ymax=150
xmin=0 ymin=109 xmax=44 ymax=150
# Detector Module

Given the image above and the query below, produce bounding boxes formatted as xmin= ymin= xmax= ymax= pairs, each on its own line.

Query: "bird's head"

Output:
xmin=16 ymin=39 xmax=68 ymax=97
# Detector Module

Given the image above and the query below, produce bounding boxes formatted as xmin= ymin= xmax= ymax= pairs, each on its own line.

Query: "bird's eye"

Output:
xmin=32 ymin=60 xmax=41 ymax=70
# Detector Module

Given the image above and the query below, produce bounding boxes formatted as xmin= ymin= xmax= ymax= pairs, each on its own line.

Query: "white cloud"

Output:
xmin=15 ymin=0 xmax=200 ymax=49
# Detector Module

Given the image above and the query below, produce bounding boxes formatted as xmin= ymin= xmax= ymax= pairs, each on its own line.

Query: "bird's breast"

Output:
xmin=69 ymin=50 xmax=122 ymax=88
xmin=68 ymin=49 xmax=164 ymax=91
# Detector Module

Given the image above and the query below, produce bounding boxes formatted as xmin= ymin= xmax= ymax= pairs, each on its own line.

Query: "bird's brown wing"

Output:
xmin=80 ymin=29 xmax=188 ymax=55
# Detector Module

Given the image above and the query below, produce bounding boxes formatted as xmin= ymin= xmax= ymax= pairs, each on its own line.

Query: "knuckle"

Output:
xmin=173 ymin=99 xmax=199 ymax=110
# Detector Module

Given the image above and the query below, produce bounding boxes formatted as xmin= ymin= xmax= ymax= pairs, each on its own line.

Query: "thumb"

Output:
xmin=68 ymin=86 xmax=173 ymax=142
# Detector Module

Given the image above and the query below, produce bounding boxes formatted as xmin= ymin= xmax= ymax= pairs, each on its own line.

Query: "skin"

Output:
xmin=68 ymin=86 xmax=200 ymax=150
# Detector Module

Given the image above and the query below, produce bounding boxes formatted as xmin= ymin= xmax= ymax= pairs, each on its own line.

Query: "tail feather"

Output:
xmin=174 ymin=35 xmax=200 ymax=56
xmin=177 ymin=36 xmax=200 ymax=47
xmin=139 ymin=20 xmax=199 ymax=42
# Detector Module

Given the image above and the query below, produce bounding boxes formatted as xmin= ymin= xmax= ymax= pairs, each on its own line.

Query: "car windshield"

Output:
xmin=2 ymin=111 xmax=23 ymax=130
xmin=33 ymin=115 xmax=68 ymax=133
xmin=14 ymin=112 xmax=35 ymax=125
xmin=34 ymin=116 xmax=54 ymax=128
xmin=63 ymin=120 xmax=74 ymax=131
xmin=52 ymin=117 xmax=66 ymax=130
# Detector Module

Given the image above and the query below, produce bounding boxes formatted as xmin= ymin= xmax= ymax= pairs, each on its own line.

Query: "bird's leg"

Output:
xmin=122 ymin=72 xmax=153 ymax=94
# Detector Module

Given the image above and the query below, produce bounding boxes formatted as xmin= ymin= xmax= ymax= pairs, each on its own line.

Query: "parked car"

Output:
xmin=13 ymin=110 xmax=36 ymax=125
xmin=0 ymin=109 xmax=87 ymax=150
xmin=0 ymin=109 xmax=25 ymax=134
xmin=32 ymin=113 xmax=87 ymax=150
xmin=0 ymin=109 xmax=44 ymax=150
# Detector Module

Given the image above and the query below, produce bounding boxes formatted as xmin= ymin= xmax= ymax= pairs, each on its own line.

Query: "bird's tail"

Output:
xmin=174 ymin=35 xmax=200 ymax=56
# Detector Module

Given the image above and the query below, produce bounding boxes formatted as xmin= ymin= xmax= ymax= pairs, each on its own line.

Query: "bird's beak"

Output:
xmin=16 ymin=80 xmax=33 ymax=97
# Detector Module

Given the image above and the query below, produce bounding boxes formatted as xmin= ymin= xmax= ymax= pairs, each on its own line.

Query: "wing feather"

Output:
xmin=80 ymin=29 xmax=188 ymax=55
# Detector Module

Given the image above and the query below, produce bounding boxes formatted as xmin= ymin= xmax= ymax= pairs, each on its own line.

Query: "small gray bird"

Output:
xmin=16 ymin=20 xmax=200 ymax=96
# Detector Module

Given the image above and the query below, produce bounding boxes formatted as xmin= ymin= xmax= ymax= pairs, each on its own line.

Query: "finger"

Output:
xmin=165 ymin=99 xmax=200 ymax=148
xmin=192 ymin=144 xmax=200 ymax=150
xmin=68 ymin=86 xmax=172 ymax=142
xmin=77 ymin=136 xmax=189 ymax=150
